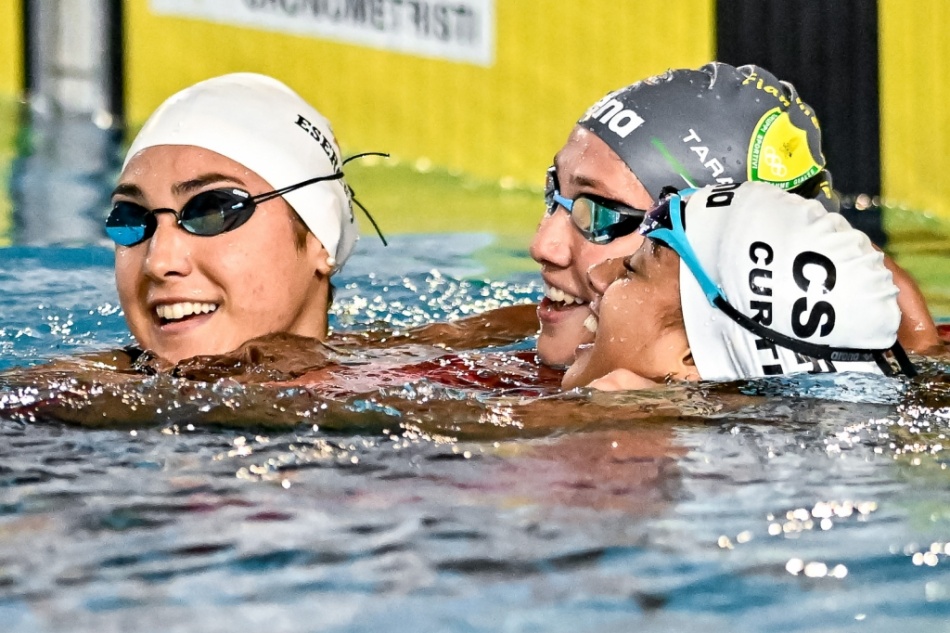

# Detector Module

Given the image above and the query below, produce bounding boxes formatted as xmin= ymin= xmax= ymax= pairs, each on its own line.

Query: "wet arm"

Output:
xmin=882 ymin=254 xmax=943 ymax=354
xmin=0 ymin=348 xmax=142 ymax=387
xmin=330 ymin=303 xmax=540 ymax=351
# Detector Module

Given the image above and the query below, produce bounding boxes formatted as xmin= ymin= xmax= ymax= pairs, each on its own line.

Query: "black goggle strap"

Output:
xmin=342 ymin=151 xmax=390 ymax=247
xmin=888 ymin=340 xmax=919 ymax=377
xmin=249 ymin=171 xmax=346 ymax=206
xmin=712 ymin=296 xmax=917 ymax=378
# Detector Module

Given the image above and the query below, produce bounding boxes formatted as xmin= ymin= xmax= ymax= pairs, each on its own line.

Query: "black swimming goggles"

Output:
xmin=639 ymin=189 xmax=918 ymax=378
xmin=106 ymin=172 xmax=345 ymax=247
xmin=544 ymin=166 xmax=647 ymax=244
xmin=106 ymin=152 xmax=390 ymax=248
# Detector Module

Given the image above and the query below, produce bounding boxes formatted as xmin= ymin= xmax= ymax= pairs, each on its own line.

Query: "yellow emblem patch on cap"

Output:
xmin=748 ymin=108 xmax=820 ymax=189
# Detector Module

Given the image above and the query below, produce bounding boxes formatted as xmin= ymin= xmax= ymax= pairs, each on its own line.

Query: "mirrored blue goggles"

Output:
xmin=638 ymin=189 xmax=917 ymax=377
xmin=106 ymin=172 xmax=345 ymax=247
xmin=544 ymin=167 xmax=647 ymax=244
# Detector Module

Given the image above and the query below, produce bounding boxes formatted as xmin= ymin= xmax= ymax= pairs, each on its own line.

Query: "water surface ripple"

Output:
xmin=1 ymin=243 xmax=950 ymax=632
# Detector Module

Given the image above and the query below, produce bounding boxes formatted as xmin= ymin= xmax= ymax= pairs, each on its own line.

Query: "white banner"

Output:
xmin=150 ymin=0 xmax=495 ymax=66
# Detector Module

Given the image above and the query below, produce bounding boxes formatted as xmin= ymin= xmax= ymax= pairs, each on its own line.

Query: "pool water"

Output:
xmin=2 ymin=117 xmax=950 ymax=632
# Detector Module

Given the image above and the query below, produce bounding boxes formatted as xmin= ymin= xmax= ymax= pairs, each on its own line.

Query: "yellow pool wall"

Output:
xmin=879 ymin=0 xmax=950 ymax=221
xmin=124 ymin=0 xmax=715 ymax=192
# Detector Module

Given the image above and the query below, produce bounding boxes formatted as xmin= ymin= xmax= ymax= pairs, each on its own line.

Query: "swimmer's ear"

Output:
xmin=305 ymin=234 xmax=335 ymax=277
xmin=313 ymin=248 xmax=334 ymax=277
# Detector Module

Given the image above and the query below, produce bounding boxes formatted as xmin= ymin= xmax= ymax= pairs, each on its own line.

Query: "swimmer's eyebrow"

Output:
xmin=111 ymin=173 xmax=247 ymax=200
xmin=561 ymin=166 xmax=618 ymax=194
xmin=111 ymin=183 xmax=142 ymax=199
xmin=570 ymin=174 xmax=608 ymax=189
xmin=172 ymin=173 xmax=247 ymax=196
xmin=552 ymin=154 xmax=628 ymax=200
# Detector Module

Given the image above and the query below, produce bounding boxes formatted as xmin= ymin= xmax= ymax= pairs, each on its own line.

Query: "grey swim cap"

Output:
xmin=577 ymin=62 xmax=834 ymax=208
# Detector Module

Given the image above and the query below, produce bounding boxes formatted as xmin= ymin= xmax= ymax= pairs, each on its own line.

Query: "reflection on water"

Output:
xmin=1 ymin=241 xmax=950 ymax=631
xmin=3 ymin=379 xmax=950 ymax=631
xmin=12 ymin=114 xmax=119 ymax=245
xmin=3 ymin=103 xmax=119 ymax=246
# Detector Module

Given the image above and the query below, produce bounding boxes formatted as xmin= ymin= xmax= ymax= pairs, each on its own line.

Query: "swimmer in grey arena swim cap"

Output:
xmin=531 ymin=62 xmax=940 ymax=368
xmin=563 ymin=181 xmax=917 ymax=391
xmin=110 ymin=72 xmax=358 ymax=364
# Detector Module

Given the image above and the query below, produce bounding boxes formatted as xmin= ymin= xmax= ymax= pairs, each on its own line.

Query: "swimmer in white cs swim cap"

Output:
xmin=109 ymin=73 xmax=362 ymax=364
xmin=563 ymin=181 xmax=917 ymax=391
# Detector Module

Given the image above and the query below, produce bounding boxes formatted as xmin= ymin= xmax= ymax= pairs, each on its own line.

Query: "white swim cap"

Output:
xmin=663 ymin=182 xmax=901 ymax=380
xmin=123 ymin=72 xmax=357 ymax=270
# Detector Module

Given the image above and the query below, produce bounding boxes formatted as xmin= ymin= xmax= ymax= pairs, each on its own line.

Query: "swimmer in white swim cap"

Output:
xmin=563 ymin=181 xmax=916 ymax=390
xmin=110 ymin=73 xmax=362 ymax=363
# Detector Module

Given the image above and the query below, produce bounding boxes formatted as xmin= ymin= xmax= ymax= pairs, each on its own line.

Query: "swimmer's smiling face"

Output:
xmin=113 ymin=145 xmax=333 ymax=363
xmin=561 ymin=239 xmax=695 ymax=390
xmin=530 ymin=126 xmax=654 ymax=367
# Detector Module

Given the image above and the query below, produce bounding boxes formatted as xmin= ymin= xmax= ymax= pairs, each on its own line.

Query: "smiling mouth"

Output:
xmin=155 ymin=302 xmax=218 ymax=325
xmin=542 ymin=283 xmax=588 ymax=307
xmin=540 ymin=283 xmax=598 ymax=332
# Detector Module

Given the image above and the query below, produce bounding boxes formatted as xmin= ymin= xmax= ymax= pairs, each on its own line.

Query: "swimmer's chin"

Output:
xmin=536 ymin=326 xmax=596 ymax=368
xmin=560 ymin=343 xmax=596 ymax=389
xmin=137 ymin=337 xmax=236 ymax=366
xmin=536 ymin=344 xmax=575 ymax=370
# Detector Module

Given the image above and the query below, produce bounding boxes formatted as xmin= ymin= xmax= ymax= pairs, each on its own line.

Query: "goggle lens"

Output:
xmin=572 ymin=197 xmax=631 ymax=237
xmin=106 ymin=202 xmax=154 ymax=247
xmin=180 ymin=189 xmax=255 ymax=236
xmin=543 ymin=169 xmax=646 ymax=244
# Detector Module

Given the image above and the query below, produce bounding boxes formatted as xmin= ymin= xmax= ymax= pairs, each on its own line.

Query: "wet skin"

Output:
xmin=530 ymin=126 xmax=654 ymax=367
xmin=561 ymin=241 xmax=695 ymax=390
xmin=113 ymin=146 xmax=334 ymax=364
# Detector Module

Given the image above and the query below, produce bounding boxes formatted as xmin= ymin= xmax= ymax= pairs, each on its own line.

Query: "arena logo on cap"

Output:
xmin=581 ymin=95 xmax=645 ymax=139
xmin=747 ymin=108 xmax=820 ymax=189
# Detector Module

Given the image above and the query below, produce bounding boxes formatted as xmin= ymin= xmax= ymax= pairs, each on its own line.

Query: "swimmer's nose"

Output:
xmin=142 ymin=215 xmax=193 ymax=280
xmin=529 ymin=209 xmax=575 ymax=269
xmin=587 ymin=257 xmax=625 ymax=295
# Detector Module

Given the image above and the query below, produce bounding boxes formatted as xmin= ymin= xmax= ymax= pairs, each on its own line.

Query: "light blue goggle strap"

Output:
xmin=644 ymin=191 xmax=727 ymax=307
xmin=552 ymin=191 xmax=575 ymax=213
